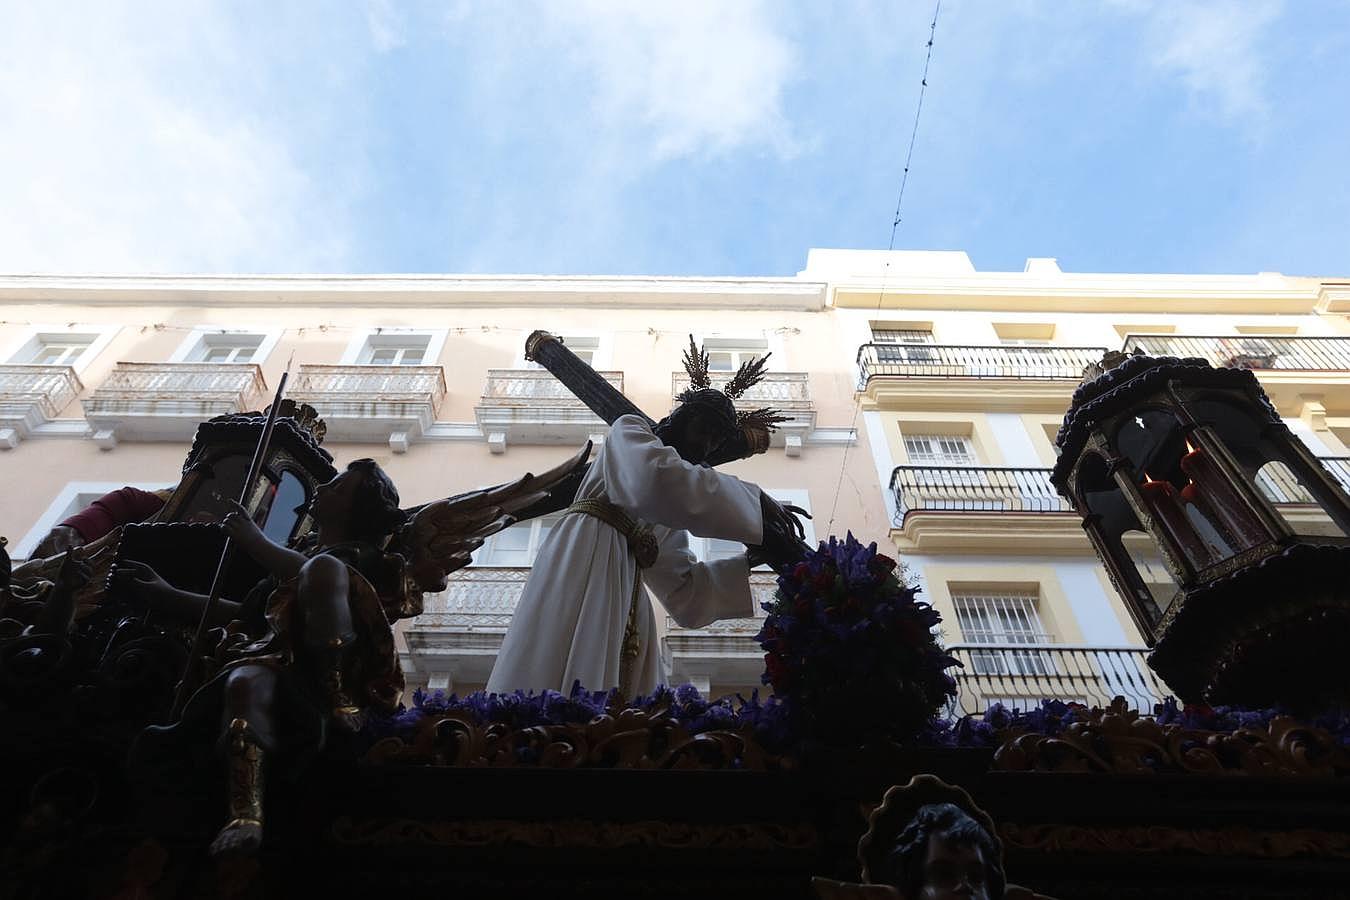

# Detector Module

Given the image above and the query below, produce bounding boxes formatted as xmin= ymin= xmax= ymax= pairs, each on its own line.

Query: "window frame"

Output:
xmin=340 ymin=328 xmax=448 ymax=367
xmin=3 ymin=324 xmax=119 ymax=374
xmin=169 ymin=328 xmax=280 ymax=365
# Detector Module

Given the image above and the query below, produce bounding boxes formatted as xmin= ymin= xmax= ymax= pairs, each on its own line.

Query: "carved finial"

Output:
xmin=524 ymin=330 xmax=557 ymax=363
xmin=265 ymin=399 xmax=327 ymax=445
xmin=1080 ymin=348 xmax=1139 ymax=384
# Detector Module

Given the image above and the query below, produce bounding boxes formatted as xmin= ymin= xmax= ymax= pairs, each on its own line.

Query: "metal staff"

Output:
xmin=168 ymin=365 xmax=291 ymax=719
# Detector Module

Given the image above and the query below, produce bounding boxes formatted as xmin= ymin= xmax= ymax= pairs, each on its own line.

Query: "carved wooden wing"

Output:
xmin=397 ymin=441 xmax=592 ymax=593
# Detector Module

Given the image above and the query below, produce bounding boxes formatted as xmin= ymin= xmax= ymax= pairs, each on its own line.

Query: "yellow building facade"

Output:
xmin=2 ymin=252 xmax=1346 ymax=710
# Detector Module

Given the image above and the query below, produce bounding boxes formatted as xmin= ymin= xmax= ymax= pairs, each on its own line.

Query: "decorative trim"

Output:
xmin=1000 ymin=822 xmax=1350 ymax=860
xmin=861 ymin=378 xmax=1081 ymax=414
xmin=992 ymin=701 xmax=1350 ymax=777
xmin=330 ymin=816 xmax=819 ymax=850
xmin=891 ymin=512 xmax=1093 ymax=555
xmin=0 ymin=275 xmax=828 ymax=311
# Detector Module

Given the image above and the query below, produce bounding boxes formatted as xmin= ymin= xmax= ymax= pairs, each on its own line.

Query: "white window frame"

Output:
xmin=903 ymin=434 xmax=977 ymax=466
xmin=519 ymin=333 xmax=612 ymax=369
xmin=2 ymin=324 xmax=119 ymax=374
xmin=951 ymin=588 xmax=1054 ymax=677
xmin=691 ymin=488 xmax=815 ymax=568
xmin=12 ymin=480 xmax=176 ymax=559
xmin=471 ymin=513 xmax=563 ymax=567
xmin=690 ymin=332 xmax=785 ymax=371
xmin=340 ymin=328 xmax=448 ymax=367
xmin=169 ymin=327 xmax=281 ymax=365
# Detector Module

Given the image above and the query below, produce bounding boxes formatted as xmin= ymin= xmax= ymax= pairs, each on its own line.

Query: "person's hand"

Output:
xmin=111 ymin=559 xmax=177 ymax=610
xmin=221 ymin=499 xmax=268 ymax=551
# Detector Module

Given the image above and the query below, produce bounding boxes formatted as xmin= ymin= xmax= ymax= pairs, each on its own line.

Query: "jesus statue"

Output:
xmin=486 ymin=337 xmax=807 ymax=697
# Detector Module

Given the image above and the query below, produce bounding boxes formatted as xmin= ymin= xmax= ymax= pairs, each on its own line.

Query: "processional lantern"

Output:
xmin=1052 ymin=351 xmax=1350 ymax=709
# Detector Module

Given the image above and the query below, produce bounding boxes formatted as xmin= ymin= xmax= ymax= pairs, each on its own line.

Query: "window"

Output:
xmin=474 ymin=514 xmax=561 ymax=567
xmin=14 ymin=334 xmax=96 ymax=367
xmin=691 ymin=489 xmax=815 ymax=568
xmin=952 ymin=589 xmax=1053 ymax=676
xmin=870 ymin=327 xmax=937 ymax=364
xmin=527 ymin=335 xmax=599 ymax=368
xmin=192 ymin=334 xmax=263 ymax=364
xmin=361 ymin=335 xmax=430 ymax=366
xmin=700 ymin=337 xmax=769 ymax=373
xmin=903 ymin=434 xmax=976 ymax=466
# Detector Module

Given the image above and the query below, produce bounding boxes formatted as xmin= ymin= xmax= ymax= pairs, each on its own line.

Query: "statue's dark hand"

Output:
xmin=760 ymin=493 xmax=811 ymax=544
xmin=111 ymin=559 xmax=177 ymax=610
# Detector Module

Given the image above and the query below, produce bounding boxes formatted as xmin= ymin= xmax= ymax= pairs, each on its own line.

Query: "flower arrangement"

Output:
xmin=755 ymin=533 xmax=961 ymax=747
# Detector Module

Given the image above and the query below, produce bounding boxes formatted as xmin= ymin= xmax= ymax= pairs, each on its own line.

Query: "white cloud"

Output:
xmin=0 ymin=3 xmax=350 ymax=273
xmin=540 ymin=1 xmax=801 ymax=162
xmin=1109 ymin=0 xmax=1284 ymax=123
xmin=365 ymin=0 xmax=408 ymax=53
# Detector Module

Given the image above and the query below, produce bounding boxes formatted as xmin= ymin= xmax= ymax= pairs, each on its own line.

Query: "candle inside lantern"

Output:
xmin=1140 ymin=473 xmax=1217 ymax=568
xmin=1179 ymin=439 xmax=1266 ymax=550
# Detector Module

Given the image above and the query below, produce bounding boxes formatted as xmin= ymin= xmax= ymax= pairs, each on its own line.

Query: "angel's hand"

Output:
xmin=222 ymin=499 xmax=269 ymax=552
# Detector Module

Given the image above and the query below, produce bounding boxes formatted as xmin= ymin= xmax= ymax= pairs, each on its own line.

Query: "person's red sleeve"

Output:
xmin=61 ymin=486 xmax=167 ymax=541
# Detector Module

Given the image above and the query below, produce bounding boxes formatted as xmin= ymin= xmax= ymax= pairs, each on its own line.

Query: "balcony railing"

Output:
xmin=481 ymin=368 xmax=623 ymax=408
xmin=1122 ymin=334 xmax=1350 ymax=371
xmin=413 ymin=567 xmax=528 ymax=630
xmin=890 ymin=466 xmax=1071 ymax=524
xmin=857 ymin=343 xmax=1107 ymax=387
xmin=672 ymin=372 xmax=816 ymax=447
xmin=82 ymin=362 xmax=266 ymax=445
xmin=476 ymin=369 xmax=622 ymax=450
xmin=0 ymin=365 xmax=83 ymax=444
xmin=287 ymin=364 xmax=447 ymax=449
xmin=948 ymin=644 xmax=1171 ymax=716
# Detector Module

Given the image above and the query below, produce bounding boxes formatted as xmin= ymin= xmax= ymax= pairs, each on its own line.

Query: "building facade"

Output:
xmin=2 ymin=253 xmax=1346 ymax=709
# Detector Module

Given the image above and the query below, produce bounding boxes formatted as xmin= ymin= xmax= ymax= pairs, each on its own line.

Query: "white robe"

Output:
xmin=486 ymin=414 xmax=764 ymax=695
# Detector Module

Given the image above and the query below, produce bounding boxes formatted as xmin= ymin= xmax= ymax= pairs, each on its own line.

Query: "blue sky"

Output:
xmin=2 ymin=1 xmax=1346 ymax=277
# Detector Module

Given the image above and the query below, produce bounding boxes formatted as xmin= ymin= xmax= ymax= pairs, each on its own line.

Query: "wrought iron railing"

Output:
xmin=672 ymin=372 xmax=813 ymax=410
xmin=857 ymin=343 xmax=1107 ymax=386
xmin=84 ymin=362 xmax=265 ymax=410
xmin=481 ymin=369 xmax=623 ymax=406
xmin=890 ymin=466 xmax=1071 ymax=524
xmin=948 ymin=644 xmax=1170 ymax=716
xmin=288 ymin=364 xmax=447 ymax=405
xmin=1122 ymin=334 xmax=1350 ymax=371
xmin=0 ymin=365 xmax=83 ymax=418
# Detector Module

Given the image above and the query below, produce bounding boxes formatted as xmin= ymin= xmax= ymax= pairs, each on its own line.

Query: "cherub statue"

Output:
xmin=119 ymin=446 xmax=588 ymax=858
xmin=812 ymin=775 xmax=1055 ymax=900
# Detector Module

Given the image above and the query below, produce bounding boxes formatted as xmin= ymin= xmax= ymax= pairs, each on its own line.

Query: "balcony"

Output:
xmin=1122 ymin=334 xmax=1350 ymax=415
xmin=82 ymin=362 xmax=265 ymax=448
xmin=287 ymin=365 xmax=446 ymax=452
xmin=856 ymin=343 xmax=1107 ymax=412
xmin=403 ymin=568 xmax=779 ymax=694
xmin=948 ymin=644 xmax=1171 ymax=717
xmin=665 ymin=572 xmax=779 ymax=691
xmin=475 ymin=369 xmax=621 ymax=453
xmin=0 ymin=365 xmax=83 ymax=448
xmin=672 ymin=372 xmax=815 ymax=455
xmin=889 ymin=465 xmax=1082 ymax=553
xmin=889 ymin=457 xmax=1350 ymax=553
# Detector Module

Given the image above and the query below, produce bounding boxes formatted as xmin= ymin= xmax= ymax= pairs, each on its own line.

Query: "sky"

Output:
xmin=1 ymin=0 xmax=1347 ymax=278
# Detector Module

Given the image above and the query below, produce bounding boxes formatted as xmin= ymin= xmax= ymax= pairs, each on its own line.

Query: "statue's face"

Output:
xmin=311 ymin=468 xmax=364 ymax=526
xmin=667 ymin=407 xmax=726 ymax=465
xmin=915 ymin=835 xmax=991 ymax=900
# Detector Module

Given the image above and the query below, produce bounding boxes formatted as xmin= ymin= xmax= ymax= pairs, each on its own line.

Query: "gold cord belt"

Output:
xmin=567 ymin=498 xmax=659 ymax=697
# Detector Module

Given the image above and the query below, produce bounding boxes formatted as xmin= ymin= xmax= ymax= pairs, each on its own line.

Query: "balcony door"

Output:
xmin=871 ymin=328 xmax=938 ymax=365
xmin=903 ymin=434 xmax=999 ymax=510
xmin=952 ymin=591 xmax=1053 ymax=676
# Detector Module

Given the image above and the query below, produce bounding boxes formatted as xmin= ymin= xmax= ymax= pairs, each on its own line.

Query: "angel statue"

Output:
xmin=119 ymin=445 xmax=588 ymax=858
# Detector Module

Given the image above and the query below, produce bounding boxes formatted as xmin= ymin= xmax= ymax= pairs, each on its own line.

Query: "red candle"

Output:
xmin=1140 ymin=476 xmax=1217 ymax=568
xmin=1179 ymin=442 xmax=1266 ymax=550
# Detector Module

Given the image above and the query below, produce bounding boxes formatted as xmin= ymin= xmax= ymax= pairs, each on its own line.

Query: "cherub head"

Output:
xmin=311 ymin=459 xmax=407 ymax=544
xmin=879 ymin=802 xmax=1004 ymax=900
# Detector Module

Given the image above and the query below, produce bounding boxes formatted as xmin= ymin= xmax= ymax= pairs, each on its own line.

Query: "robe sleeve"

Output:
xmin=602 ymin=415 xmax=764 ymax=544
xmin=642 ymin=528 xmax=756 ymax=628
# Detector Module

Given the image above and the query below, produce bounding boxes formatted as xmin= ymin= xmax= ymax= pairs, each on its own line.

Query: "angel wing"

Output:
xmin=396 ymin=441 xmax=592 ymax=594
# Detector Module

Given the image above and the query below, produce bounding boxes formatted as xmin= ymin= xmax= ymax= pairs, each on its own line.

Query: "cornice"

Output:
xmin=891 ymin=512 xmax=1095 ymax=555
xmin=861 ymin=377 xmax=1079 ymax=413
xmin=834 ymin=272 xmax=1324 ymax=315
xmin=0 ymin=273 xmax=827 ymax=311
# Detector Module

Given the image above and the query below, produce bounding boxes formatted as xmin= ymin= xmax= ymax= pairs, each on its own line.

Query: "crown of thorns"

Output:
xmin=677 ymin=335 xmax=789 ymax=434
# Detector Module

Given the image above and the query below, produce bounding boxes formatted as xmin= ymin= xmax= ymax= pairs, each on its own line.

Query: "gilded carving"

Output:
xmin=992 ymin=700 xmax=1350 ymax=777
xmin=331 ymin=816 xmax=818 ymax=851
